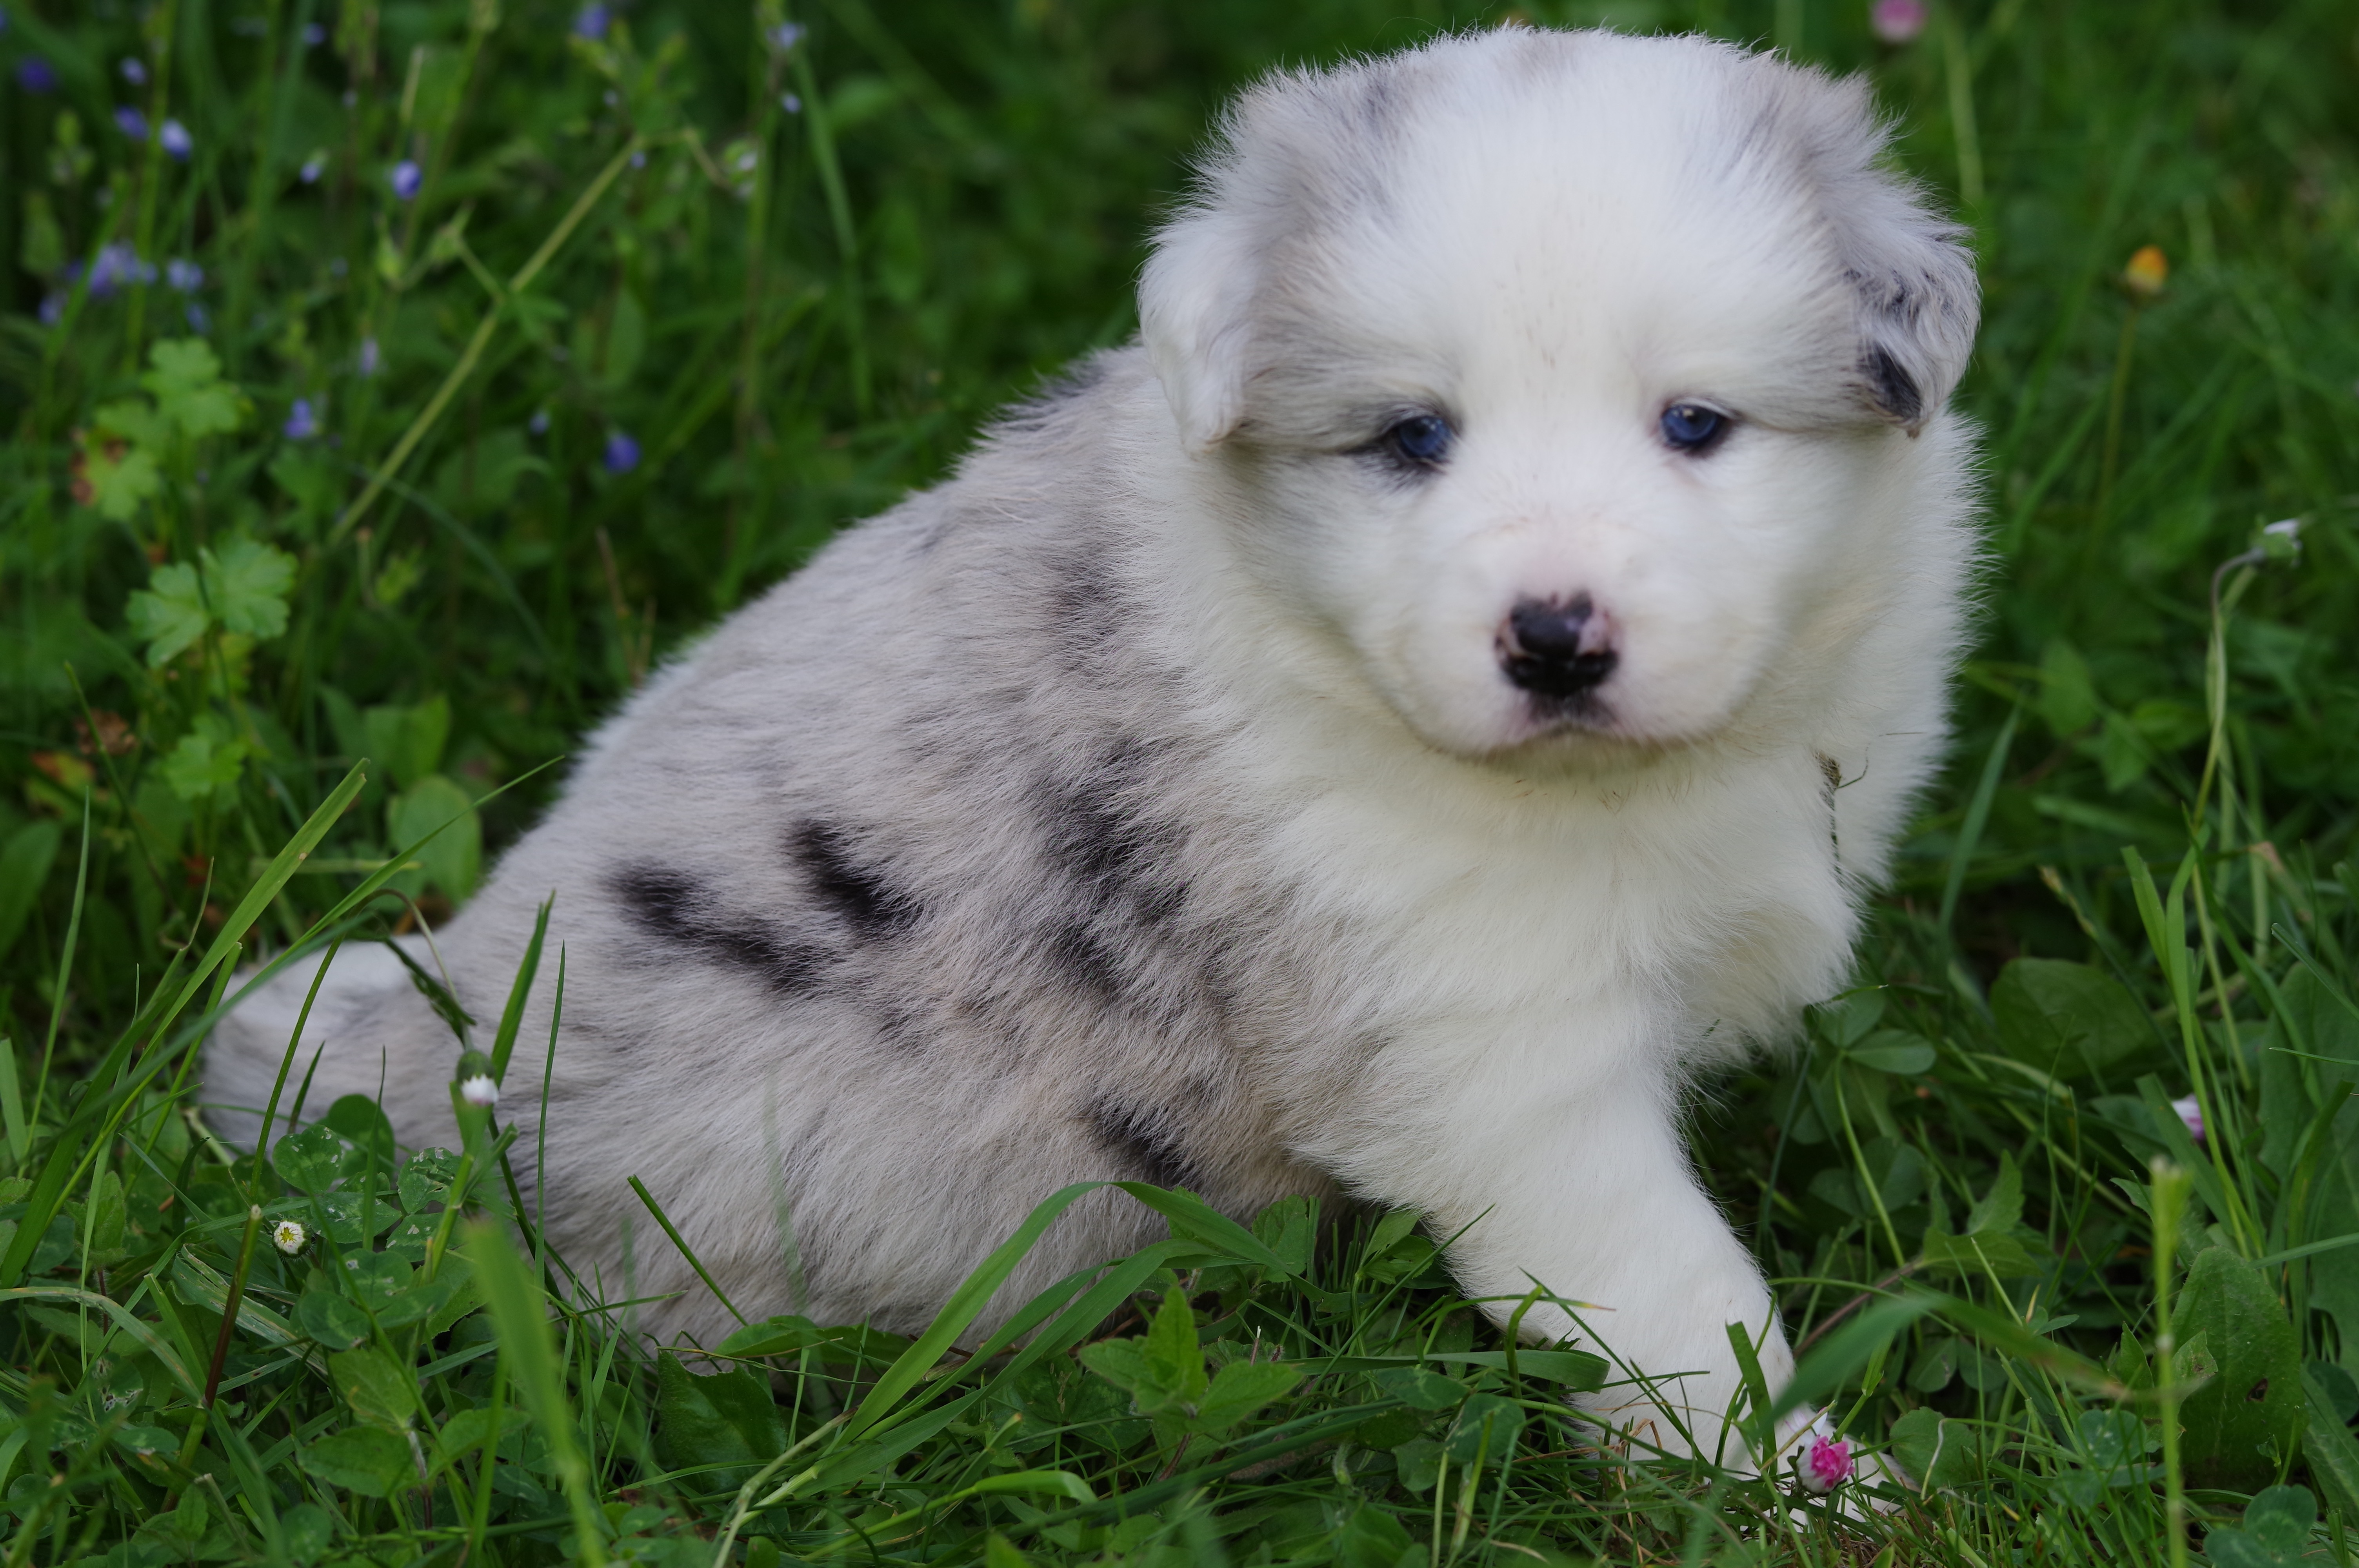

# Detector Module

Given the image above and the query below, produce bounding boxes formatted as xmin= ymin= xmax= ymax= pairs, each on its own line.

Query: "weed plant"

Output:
xmin=2 ymin=0 xmax=2358 ymax=1564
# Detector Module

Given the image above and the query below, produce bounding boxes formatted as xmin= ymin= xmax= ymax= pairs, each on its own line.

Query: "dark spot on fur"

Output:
xmin=1863 ymin=345 xmax=1922 ymax=425
xmin=794 ymin=820 xmax=921 ymax=939
xmin=1086 ymin=1094 xmax=1202 ymax=1192
xmin=609 ymin=863 xmax=831 ymax=997
xmin=1039 ymin=741 xmax=1189 ymax=926
xmin=1045 ymin=919 xmax=1133 ymax=1002
xmin=1044 ymin=551 xmax=1130 ymax=661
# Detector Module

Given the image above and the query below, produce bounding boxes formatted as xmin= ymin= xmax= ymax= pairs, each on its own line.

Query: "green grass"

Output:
xmin=4 ymin=0 xmax=2359 ymax=1563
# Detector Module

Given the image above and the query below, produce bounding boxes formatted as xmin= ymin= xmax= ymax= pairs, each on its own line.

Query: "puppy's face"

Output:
xmin=1144 ymin=32 xmax=1977 ymax=761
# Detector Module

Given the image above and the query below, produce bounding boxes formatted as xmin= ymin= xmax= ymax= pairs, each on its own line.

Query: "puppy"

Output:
xmin=206 ymin=26 xmax=1977 ymax=1466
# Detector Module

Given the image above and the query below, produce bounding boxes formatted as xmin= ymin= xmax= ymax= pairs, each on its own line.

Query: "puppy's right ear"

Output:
xmin=1140 ymin=209 xmax=1260 ymax=453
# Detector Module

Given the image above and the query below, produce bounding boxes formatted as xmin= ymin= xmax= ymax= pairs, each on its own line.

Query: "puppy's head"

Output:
xmin=1142 ymin=29 xmax=1978 ymax=758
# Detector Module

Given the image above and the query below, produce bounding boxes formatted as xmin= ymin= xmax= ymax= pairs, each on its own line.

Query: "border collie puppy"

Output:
xmin=208 ymin=25 xmax=1977 ymax=1466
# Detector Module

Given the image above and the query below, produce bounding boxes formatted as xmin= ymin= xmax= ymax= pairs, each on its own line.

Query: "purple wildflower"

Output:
xmin=299 ymin=152 xmax=326 ymax=184
xmin=87 ymin=243 xmax=156 ymax=297
xmin=603 ymin=430 xmax=641 ymax=474
xmin=120 ymin=56 xmax=148 ymax=85
xmin=388 ymin=160 xmax=422 ymax=200
xmin=166 ymin=258 xmax=203 ymax=292
xmin=780 ymin=92 xmax=801 ymax=114
xmin=301 ymin=22 xmax=325 ymax=46
xmin=114 ymin=105 xmax=148 ymax=141
xmin=573 ymin=4 xmax=611 ymax=39
xmin=184 ymin=302 xmax=210 ymax=332
xmin=1870 ymin=0 xmax=1928 ymax=43
xmin=528 ymin=408 xmax=551 ymax=436
xmin=1800 ymin=1433 xmax=1854 ymax=1494
xmin=160 ymin=119 xmax=193 ymax=160
xmin=15 ymin=56 xmax=56 ymax=93
xmin=2172 ymin=1094 xmax=2205 ymax=1144
xmin=283 ymin=398 xmax=320 ymax=441
xmin=38 ymin=294 xmax=65 ymax=327
xmin=769 ymin=22 xmax=803 ymax=51
xmin=357 ymin=337 xmax=380 ymax=377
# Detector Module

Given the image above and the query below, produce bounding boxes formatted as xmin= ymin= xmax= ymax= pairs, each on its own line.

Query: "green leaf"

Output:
xmin=331 ymin=1346 xmax=419 ymax=1432
xmin=2302 ymin=1367 xmax=2359 ymax=1521
xmin=274 ymin=1122 xmax=353 ymax=1194
xmin=1333 ymin=1503 xmax=1417 ymax=1568
xmin=1919 ymin=1228 xmax=2041 ymax=1279
xmin=1369 ymin=1366 xmax=1467 ymax=1410
xmin=1888 ymin=1406 xmax=1978 ymax=1490
xmin=365 ymin=697 xmax=451 ymax=791
xmin=2177 ymin=1247 xmax=2306 ymax=1490
xmin=1992 ymin=958 xmax=2153 ymax=1079
xmin=203 ymin=539 xmax=296 ymax=640
xmin=1443 ymin=1392 xmax=1525 ymax=1464
xmin=397 ymin=1148 xmax=463 ymax=1212
xmin=1140 ymin=1287 xmax=1209 ymax=1410
xmin=158 ymin=715 xmax=251 ymax=805
xmin=0 ymin=820 xmax=62 ymax=965
xmin=93 ymin=396 xmax=172 ymax=450
xmin=1393 ymin=1437 xmax=1445 ymax=1493
xmin=296 ymin=1289 xmax=373 ymax=1352
xmin=1847 ymin=1030 xmax=1937 ymax=1076
xmin=1193 ymin=1359 xmax=1300 ymax=1434
xmin=1353 ymin=1408 xmax=1426 ymax=1449
xmin=1253 ymin=1194 xmax=1319 ymax=1275
xmin=84 ymin=437 xmax=162 ymax=521
xmin=1968 ymin=1150 xmax=2026 ymax=1234
xmin=652 ymin=1351 xmax=788 ymax=1495
xmin=297 ymin=1427 xmax=412 ymax=1497
xmin=126 ymin=562 xmax=211 ymax=667
xmin=2203 ymin=1485 xmax=2319 ymax=1568
xmin=141 ymin=338 xmax=249 ymax=439
xmin=387 ymin=775 xmax=482 ymax=900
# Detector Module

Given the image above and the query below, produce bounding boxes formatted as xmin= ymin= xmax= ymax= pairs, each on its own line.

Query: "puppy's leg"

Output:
xmin=1345 ymin=1056 xmax=1791 ymax=1470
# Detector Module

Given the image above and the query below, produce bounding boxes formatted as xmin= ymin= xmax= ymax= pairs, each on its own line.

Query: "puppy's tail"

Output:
xmin=200 ymin=937 xmax=460 ymax=1154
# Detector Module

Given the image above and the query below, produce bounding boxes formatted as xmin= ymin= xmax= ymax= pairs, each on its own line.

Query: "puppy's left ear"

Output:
xmin=1833 ymin=197 xmax=1980 ymax=433
xmin=1140 ymin=206 xmax=1261 ymax=452
xmin=1799 ymin=74 xmax=1981 ymax=432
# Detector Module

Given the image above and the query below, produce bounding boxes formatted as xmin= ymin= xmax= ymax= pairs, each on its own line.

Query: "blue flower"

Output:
xmin=528 ymin=408 xmax=551 ymax=436
xmin=603 ymin=430 xmax=640 ymax=474
xmin=299 ymin=152 xmax=326 ymax=184
xmin=283 ymin=399 xmax=320 ymax=440
xmin=86 ymin=243 xmax=156 ymax=297
xmin=165 ymin=258 xmax=203 ymax=291
xmin=573 ymin=4 xmax=611 ymax=39
xmin=15 ymin=56 xmax=55 ymax=93
xmin=114 ymin=105 xmax=148 ymax=140
xmin=159 ymin=119 xmax=193 ymax=160
xmin=301 ymin=22 xmax=325 ymax=45
xmin=38 ymin=294 xmax=64 ymax=327
xmin=769 ymin=22 xmax=803 ymax=50
xmin=119 ymin=56 xmax=147 ymax=85
xmin=388 ymin=160 xmax=422 ymax=200
xmin=357 ymin=337 xmax=380 ymax=377
xmin=184 ymin=302 xmax=210 ymax=332
xmin=780 ymin=92 xmax=801 ymax=114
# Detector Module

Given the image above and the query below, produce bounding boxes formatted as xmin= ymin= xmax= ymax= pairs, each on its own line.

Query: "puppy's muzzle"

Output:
xmin=1499 ymin=595 xmax=1617 ymax=698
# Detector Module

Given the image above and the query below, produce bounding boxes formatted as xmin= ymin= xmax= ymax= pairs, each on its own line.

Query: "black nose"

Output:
xmin=1501 ymin=595 xmax=1617 ymax=697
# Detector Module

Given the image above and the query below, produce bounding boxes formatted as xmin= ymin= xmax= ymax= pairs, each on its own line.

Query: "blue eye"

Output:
xmin=1660 ymin=403 xmax=1729 ymax=452
xmin=1386 ymin=414 xmax=1452 ymax=466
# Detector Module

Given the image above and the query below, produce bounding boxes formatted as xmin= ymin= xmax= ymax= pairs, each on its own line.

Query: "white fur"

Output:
xmin=205 ymin=27 xmax=1977 ymax=1469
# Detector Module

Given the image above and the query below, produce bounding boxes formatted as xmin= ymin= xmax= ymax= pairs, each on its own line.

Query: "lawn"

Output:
xmin=3 ymin=0 xmax=2358 ymax=1564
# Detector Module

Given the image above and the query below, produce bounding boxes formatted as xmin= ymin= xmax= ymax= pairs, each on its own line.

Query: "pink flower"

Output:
xmin=1870 ymin=0 xmax=1928 ymax=44
xmin=1801 ymin=1432 xmax=1854 ymax=1493
xmin=2172 ymin=1094 xmax=2204 ymax=1143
